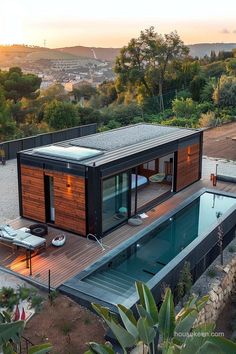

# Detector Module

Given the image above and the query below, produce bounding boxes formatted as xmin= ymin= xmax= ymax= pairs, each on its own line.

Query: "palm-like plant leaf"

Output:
xmin=198 ymin=337 xmax=236 ymax=354
xmin=158 ymin=288 xmax=175 ymax=341
xmin=137 ymin=317 xmax=156 ymax=345
xmin=0 ymin=321 xmax=24 ymax=345
xmin=117 ymin=304 xmax=138 ymax=339
xmin=135 ymin=282 xmax=158 ymax=324
xmin=92 ymin=303 xmax=136 ymax=350
xmin=85 ymin=342 xmax=115 ymax=354
xmin=28 ymin=343 xmax=53 ymax=354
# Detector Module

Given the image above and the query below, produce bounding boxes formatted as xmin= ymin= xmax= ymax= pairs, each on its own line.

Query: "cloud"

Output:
xmin=220 ymin=28 xmax=230 ymax=34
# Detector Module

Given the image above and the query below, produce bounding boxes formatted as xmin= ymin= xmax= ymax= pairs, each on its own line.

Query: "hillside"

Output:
xmin=0 ymin=43 xmax=236 ymax=66
xmin=188 ymin=43 xmax=236 ymax=57
xmin=57 ymin=46 xmax=120 ymax=61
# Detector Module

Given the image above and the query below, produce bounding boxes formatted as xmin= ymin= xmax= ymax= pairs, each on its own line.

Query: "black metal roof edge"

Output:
xmin=83 ymin=129 xmax=201 ymax=167
xmin=19 ymin=124 xmax=202 ymax=167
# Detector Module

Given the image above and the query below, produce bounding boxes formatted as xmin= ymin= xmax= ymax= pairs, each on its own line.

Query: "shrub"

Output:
xmin=213 ymin=75 xmax=236 ymax=107
xmin=30 ymin=294 xmax=44 ymax=312
xmin=44 ymin=100 xmax=79 ymax=129
xmin=172 ymin=97 xmax=197 ymax=118
xmin=228 ymin=245 xmax=236 ymax=253
xmin=162 ymin=117 xmax=195 ymax=128
xmin=199 ymin=111 xmax=216 ymax=128
xmin=207 ymin=266 xmax=217 ymax=278
xmin=190 ymin=75 xmax=207 ymax=101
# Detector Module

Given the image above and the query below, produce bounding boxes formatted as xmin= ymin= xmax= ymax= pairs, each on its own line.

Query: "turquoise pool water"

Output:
xmin=82 ymin=192 xmax=236 ymax=298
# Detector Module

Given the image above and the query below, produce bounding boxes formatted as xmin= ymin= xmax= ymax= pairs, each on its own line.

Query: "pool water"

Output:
xmin=82 ymin=192 xmax=236 ymax=299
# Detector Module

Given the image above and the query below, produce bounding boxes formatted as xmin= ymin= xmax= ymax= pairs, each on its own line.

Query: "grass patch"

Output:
xmin=83 ymin=317 xmax=92 ymax=325
xmin=57 ymin=320 xmax=74 ymax=336
xmin=207 ymin=267 xmax=217 ymax=278
xmin=228 ymin=245 xmax=236 ymax=253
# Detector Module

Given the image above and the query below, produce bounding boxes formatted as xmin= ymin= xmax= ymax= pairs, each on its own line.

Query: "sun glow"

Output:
xmin=0 ymin=2 xmax=24 ymax=45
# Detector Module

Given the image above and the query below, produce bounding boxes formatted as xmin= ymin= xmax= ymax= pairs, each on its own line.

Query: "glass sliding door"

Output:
xmin=102 ymin=172 xmax=130 ymax=234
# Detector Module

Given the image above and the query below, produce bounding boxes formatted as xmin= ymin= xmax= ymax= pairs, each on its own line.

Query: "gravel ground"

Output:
xmin=0 ymin=159 xmax=19 ymax=224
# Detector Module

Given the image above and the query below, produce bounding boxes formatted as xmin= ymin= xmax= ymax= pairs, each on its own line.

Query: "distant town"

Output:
xmin=1 ymin=42 xmax=236 ymax=92
xmin=0 ymin=44 xmax=117 ymax=91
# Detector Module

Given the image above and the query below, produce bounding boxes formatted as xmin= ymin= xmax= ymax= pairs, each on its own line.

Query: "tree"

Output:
xmin=190 ymin=75 xmax=207 ymax=101
xmin=172 ymin=97 xmax=197 ymax=119
xmin=85 ymin=282 xmax=236 ymax=354
xmin=213 ymin=75 xmax=236 ymax=107
xmin=0 ymin=67 xmax=41 ymax=103
xmin=114 ymin=27 xmax=189 ymax=111
xmin=203 ymin=61 xmax=226 ymax=78
xmin=0 ymin=88 xmax=16 ymax=140
xmin=73 ymin=84 xmax=97 ymax=102
xmin=226 ymin=58 xmax=236 ymax=76
xmin=40 ymin=83 xmax=67 ymax=100
xmin=77 ymin=106 xmax=102 ymax=125
xmin=44 ymin=100 xmax=79 ymax=129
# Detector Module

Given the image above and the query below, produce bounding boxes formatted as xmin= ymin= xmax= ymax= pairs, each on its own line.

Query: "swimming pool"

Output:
xmin=61 ymin=189 xmax=236 ymax=311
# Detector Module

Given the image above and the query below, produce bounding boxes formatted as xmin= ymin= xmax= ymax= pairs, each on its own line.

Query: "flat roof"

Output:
xmin=70 ymin=124 xmax=182 ymax=151
xmin=22 ymin=124 xmax=201 ymax=167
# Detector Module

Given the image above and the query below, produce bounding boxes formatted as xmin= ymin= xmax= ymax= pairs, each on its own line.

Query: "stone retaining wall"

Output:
xmin=196 ymin=254 xmax=236 ymax=325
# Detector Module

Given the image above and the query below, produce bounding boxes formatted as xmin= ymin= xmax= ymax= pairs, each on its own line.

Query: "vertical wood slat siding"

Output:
xmin=176 ymin=143 xmax=200 ymax=192
xmin=21 ymin=165 xmax=46 ymax=222
xmin=20 ymin=165 xmax=86 ymax=236
xmin=48 ymin=171 xmax=86 ymax=236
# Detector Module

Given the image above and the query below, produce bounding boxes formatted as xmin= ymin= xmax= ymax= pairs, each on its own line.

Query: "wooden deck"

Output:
xmin=1 ymin=178 xmax=236 ymax=289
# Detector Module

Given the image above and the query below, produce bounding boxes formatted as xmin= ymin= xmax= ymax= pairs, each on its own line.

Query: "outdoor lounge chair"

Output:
xmin=0 ymin=225 xmax=46 ymax=251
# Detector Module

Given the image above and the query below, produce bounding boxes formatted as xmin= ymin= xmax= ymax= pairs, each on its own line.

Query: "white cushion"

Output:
xmin=14 ymin=231 xmax=31 ymax=241
xmin=17 ymin=235 xmax=46 ymax=248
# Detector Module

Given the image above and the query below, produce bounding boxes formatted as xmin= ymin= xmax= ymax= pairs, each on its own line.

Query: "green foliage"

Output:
xmin=206 ymin=267 xmax=217 ymax=278
xmin=203 ymin=61 xmax=226 ymax=78
xmin=102 ymin=103 xmax=143 ymax=126
xmin=176 ymin=262 xmax=192 ymax=303
xmin=172 ymin=98 xmax=197 ymax=118
xmin=77 ymin=106 xmax=102 ymax=125
xmin=176 ymin=89 xmax=192 ymax=100
xmin=228 ymin=245 xmax=236 ymax=253
xmin=44 ymin=100 xmax=79 ymax=129
xmin=190 ymin=75 xmax=207 ymax=101
xmin=213 ymin=75 xmax=236 ymax=107
xmin=73 ymin=84 xmax=97 ymax=101
xmin=40 ymin=83 xmax=67 ymax=100
xmin=87 ymin=282 xmax=236 ymax=353
xmin=0 ymin=88 xmax=17 ymax=140
xmin=199 ymin=111 xmax=216 ymax=128
xmin=30 ymin=294 xmax=44 ymax=312
xmin=114 ymin=26 xmax=189 ymax=110
xmin=0 ymin=287 xmax=18 ymax=312
xmin=226 ymin=58 xmax=236 ymax=75
xmin=0 ymin=66 xmax=41 ymax=103
xmin=57 ymin=319 xmax=74 ymax=335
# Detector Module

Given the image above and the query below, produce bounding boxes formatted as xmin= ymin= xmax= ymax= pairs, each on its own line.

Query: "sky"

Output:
xmin=0 ymin=0 xmax=236 ymax=48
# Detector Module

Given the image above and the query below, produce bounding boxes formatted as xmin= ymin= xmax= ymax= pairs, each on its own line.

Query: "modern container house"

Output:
xmin=17 ymin=124 xmax=203 ymax=238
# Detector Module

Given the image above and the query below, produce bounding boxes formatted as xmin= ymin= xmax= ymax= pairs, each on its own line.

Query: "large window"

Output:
xmin=102 ymin=172 xmax=129 ymax=233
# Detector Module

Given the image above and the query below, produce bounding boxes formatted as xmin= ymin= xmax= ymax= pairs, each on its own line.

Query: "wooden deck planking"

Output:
xmin=0 ymin=178 xmax=236 ymax=289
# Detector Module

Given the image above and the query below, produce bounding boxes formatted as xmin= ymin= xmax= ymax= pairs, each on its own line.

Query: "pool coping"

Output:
xmin=61 ymin=188 xmax=236 ymax=312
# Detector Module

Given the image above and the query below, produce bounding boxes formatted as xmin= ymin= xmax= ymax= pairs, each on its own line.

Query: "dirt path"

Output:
xmin=203 ymin=122 xmax=236 ymax=160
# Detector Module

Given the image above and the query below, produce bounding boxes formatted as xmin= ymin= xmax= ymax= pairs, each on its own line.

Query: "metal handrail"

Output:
xmin=86 ymin=233 xmax=107 ymax=251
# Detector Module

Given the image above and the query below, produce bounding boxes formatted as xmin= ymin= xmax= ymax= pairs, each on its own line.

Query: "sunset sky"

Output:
xmin=0 ymin=0 xmax=236 ymax=48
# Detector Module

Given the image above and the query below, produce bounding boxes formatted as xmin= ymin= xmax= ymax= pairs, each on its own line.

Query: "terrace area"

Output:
xmin=0 ymin=177 xmax=236 ymax=290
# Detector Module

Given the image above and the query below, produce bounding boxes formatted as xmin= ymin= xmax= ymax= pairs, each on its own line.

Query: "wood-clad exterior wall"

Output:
xmin=175 ymin=143 xmax=200 ymax=192
xmin=46 ymin=171 xmax=86 ymax=236
xmin=20 ymin=165 xmax=86 ymax=236
xmin=21 ymin=165 xmax=46 ymax=222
